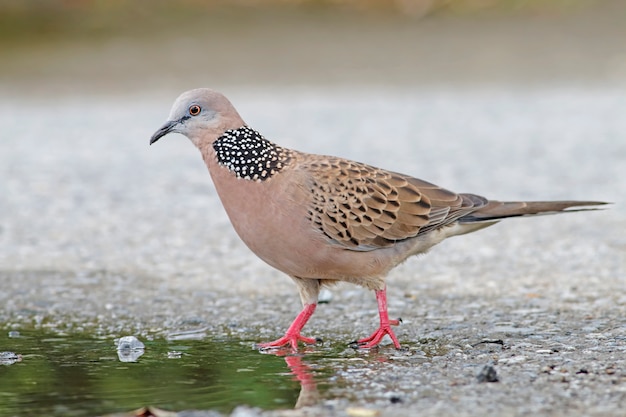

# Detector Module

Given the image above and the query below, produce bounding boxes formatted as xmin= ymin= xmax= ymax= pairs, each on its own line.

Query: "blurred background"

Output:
xmin=1 ymin=0 xmax=625 ymax=95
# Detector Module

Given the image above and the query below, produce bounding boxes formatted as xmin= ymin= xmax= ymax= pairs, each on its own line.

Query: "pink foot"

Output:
xmin=355 ymin=287 xmax=402 ymax=349
xmin=258 ymin=333 xmax=318 ymax=350
xmin=257 ymin=303 xmax=319 ymax=352
xmin=356 ymin=323 xmax=401 ymax=349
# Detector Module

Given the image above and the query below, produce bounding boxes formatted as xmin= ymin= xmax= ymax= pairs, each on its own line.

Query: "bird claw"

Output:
xmin=354 ymin=324 xmax=401 ymax=349
xmin=257 ymin=333 xmax=320 ymax=352
xmin=348 ymin=340 xmax=377 ymax=350
xmin=389 ymin=317 xmax=402 ymax=326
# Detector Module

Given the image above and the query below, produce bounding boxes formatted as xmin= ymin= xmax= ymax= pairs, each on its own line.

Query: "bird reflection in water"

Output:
xmin=260 ymin=348 xmax=320 ymax=408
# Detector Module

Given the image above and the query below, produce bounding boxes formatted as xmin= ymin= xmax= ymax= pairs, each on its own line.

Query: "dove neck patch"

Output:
xmin=213 ymin=126 xmax=291 ymax=181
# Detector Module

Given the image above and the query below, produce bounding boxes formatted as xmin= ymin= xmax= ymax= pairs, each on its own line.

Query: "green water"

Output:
xmin=0 ymin=329 xmax=326 ymax=416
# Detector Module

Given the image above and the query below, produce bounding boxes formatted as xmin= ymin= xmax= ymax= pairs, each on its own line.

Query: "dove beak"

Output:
xmin=150 ymin=120 xmax=178 ymax=145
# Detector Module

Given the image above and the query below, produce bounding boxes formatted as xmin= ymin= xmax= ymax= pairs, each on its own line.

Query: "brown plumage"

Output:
xmin=150 ymin=88 xmax=607 ymax=351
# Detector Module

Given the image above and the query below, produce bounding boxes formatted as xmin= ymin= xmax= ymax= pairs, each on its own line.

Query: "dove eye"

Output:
xmin=189 ymin=105 xmax=201 ymax=116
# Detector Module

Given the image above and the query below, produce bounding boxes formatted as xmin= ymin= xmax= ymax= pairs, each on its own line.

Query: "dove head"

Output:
xmin=150 ymin=88 xmax=245 ymax=149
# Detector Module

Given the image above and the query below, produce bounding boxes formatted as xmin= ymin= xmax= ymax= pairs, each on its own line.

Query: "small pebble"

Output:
xmin=477 ymin=365 xmax=499 ymax=383
xmin=116 ymin=335 xmax=145 ymax=351
xmin=116 ymin=336 xmax=145 ymax=363
xmin=0 ymin=352 xmax=22 ymax=366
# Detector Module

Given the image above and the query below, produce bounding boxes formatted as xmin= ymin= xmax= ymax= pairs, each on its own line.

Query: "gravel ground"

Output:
xmin=0 ymin=86 xmax=624 ymax=416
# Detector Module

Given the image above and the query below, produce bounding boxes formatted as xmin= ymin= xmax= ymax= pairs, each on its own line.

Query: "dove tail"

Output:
xmin=458 ymin=199 xmax=609 ymax=223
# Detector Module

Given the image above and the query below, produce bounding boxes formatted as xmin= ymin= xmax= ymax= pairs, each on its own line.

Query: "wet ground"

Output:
xmin=0 ymin=329 xmax=314 ymax=415
xmin=1 ymin=6 xmax=626 ymax=416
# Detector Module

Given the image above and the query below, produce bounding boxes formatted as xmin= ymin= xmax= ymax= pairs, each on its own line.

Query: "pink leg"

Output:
xmin=356 ymin=287 xmax=401 ymax=349
xmin=258 ymin=303 xmax=318 ymax=351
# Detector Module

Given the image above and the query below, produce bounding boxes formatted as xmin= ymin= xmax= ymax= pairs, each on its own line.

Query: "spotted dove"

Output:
xmin=150 ymin=88 xmax=606 ymax=351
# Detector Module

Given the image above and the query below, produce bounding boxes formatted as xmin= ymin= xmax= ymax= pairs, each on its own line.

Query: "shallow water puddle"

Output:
xmin=0 ymin=328 xmax=333 ymax=416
